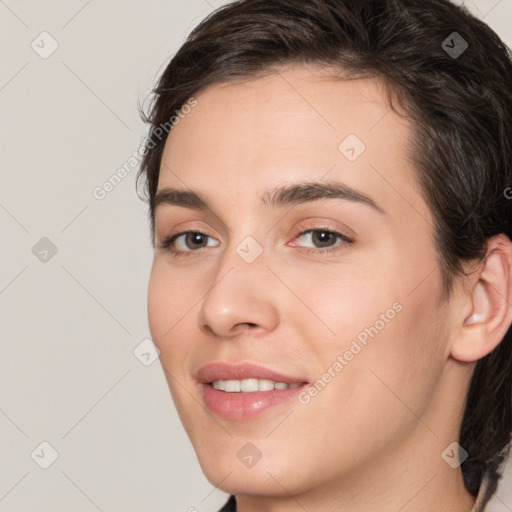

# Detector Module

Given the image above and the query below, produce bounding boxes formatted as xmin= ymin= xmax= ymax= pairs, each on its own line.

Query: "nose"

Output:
xmin=197 ymin=246 xmax=280 ymax=338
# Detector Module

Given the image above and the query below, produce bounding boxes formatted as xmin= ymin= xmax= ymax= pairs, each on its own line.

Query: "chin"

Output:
xmin=193 ymin=439 xmax=311 ymax=498
xmin=202 ymin=462 xmax=291 ymax=496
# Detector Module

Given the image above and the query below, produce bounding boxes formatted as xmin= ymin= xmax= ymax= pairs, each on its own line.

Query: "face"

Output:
xmin=148 ymin=65 xmax=455 ymax=497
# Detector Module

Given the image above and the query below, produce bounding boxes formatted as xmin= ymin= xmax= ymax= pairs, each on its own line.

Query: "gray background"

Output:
xmin=1 ymin=1 xmax=511 ymax=511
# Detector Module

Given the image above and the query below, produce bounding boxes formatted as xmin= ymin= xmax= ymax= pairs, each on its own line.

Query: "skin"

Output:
xmin=147 ymin=64 xmax=512 ymax=511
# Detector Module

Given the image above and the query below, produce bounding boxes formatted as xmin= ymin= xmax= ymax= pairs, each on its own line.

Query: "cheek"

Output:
xmin=340 ymin=281 xmax=447 ymax=430
xmin=147 ymin=261 xmax=192 ymax=377
xmin=302 ymin=262 xmax=397 ymax=348
xmin=302 ymin=302 xmax=446 ymax=479
xmin=147 ymin=264 xmax=169 ymax=343
xmin=147 ymin=263 xmax=198 ymax=418
xmin=306 ymin=261 xmax=447 ymax=441
xmin=147 ymin=260 xmax=192 ymax=341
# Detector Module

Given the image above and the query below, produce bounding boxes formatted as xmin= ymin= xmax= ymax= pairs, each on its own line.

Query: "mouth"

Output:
xmin=208 ymin=378 xmax=305 ymax=392
xmin=196 ymin=362 xmax=309 ymax=420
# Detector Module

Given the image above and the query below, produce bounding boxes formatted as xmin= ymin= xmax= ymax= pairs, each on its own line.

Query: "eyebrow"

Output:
xmin=153 ymin=180 xmax=386 ymax=215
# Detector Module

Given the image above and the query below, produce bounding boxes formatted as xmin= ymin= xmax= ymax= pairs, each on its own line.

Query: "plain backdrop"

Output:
xmin=1 ymin=1 xmax=512 ymax=511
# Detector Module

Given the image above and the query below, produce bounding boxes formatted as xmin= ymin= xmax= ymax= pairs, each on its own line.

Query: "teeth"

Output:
xmin=240 ymin=378 xmax=258 ymax=392
xmin=224 ymin=380 xmax=240 ymax=392
xmin=211 ymin=379 xmax=303 ymax=392
xmin=258 ymin=379 xmax=275 ymax=391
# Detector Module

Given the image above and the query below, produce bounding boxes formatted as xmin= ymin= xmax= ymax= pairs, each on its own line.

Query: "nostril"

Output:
xmin=235 ymin=322 xmax=258 ymax=329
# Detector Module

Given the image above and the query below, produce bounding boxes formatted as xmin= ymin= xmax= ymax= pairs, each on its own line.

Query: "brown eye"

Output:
xmin=160 ymin=231 xmax=220 ymax=256
xmin=181 ymin=232 xmax=209 ymax=249
xmin=293 ymin=229 xmax=354 ymax=253
xmin=310 ymin=230 xmax=338 ymax=248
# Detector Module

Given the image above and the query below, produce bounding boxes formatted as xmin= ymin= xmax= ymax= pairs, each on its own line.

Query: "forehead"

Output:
xmin=163 ymin=65 xmax=397 ymax=161
xmin=158 ymin=64 xmax=430 ymax=223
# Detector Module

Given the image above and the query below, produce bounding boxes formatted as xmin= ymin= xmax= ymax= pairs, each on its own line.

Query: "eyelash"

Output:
xmin=158 ymin=228 xmax=354 ymax=258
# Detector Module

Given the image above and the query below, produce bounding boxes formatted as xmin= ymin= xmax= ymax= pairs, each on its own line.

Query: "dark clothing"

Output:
xmin=218 ymin=494 xmax=236 ymax=511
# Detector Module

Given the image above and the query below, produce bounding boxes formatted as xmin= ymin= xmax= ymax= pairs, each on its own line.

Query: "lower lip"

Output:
xmin=201 ymin=383 xmax=308 ymax=420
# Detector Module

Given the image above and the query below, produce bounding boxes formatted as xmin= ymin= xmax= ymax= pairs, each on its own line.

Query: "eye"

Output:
xmin=159 ymin=227 xmax=354 ymax=258
xmin=159 ymin=231 xmax=219 ymax=257
xmin=291 ymin=228 xmax=354 ymax=254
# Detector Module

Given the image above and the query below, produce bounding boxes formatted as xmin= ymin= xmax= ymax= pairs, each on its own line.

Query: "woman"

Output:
xmin=137 ymin=0 xmax=512 ymax=510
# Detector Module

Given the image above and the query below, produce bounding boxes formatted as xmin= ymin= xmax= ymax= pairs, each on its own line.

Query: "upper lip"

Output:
xmin=196 ymin=362 xmax=308 ymax=384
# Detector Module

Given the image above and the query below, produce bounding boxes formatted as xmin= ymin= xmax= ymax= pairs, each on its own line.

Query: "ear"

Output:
xmin=450 ymin=234 xmax=512 ymax=363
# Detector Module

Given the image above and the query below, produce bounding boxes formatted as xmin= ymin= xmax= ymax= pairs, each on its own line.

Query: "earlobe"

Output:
xmin=450 ymin=234 xmax=512 ymax=363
